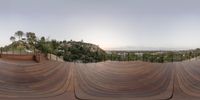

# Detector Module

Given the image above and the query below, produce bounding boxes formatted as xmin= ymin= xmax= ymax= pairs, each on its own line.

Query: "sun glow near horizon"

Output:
xmin=1 ymin=0 xmax=200 ymax=50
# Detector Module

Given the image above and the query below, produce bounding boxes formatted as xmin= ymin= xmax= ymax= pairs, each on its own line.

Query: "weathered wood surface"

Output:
xmin=0 ymin=59 xmax=76 ymax=100
xmin=0 ymin=59 xmax=199 ymax=100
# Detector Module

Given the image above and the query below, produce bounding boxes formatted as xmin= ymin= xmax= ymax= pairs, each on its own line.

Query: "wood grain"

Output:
xmin=0 ymin=59 xmax=199 ymax=100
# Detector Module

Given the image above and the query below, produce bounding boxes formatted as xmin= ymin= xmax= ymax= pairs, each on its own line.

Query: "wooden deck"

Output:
xmin=0 ymin=59 xmax=199 ymax=100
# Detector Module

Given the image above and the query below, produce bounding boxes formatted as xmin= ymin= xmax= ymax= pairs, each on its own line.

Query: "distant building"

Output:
xmin=135 ymin=53 xmax=143 ymax=56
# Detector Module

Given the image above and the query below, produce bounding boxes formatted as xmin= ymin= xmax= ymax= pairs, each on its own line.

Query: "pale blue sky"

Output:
xmin=1 ymin=0 xmax=200 ymax=50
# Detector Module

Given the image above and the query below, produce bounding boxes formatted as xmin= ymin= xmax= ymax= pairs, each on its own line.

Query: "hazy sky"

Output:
xmin=1 ymin=0 xmax=200 ymax=50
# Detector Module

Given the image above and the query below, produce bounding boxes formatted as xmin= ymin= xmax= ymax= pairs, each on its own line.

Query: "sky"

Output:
xmin=1 ymin=0 xmax=200 ymax=50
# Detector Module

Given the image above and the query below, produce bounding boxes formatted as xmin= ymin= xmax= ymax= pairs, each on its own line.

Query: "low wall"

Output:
xmin=0 ymin=54 xmax=34 ymax=61
xmin=47 ymin=53 xmax=64 ymax=62
xmin=34 ymin=53 xmax=48 ymax=63
xmin=0 ymin=53 xmax=48 ymax=63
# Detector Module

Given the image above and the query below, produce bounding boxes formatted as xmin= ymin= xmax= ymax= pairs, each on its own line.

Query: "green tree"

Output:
xmin=26 ymin=32 xmax=36 ymax=49
xmin=50 ymin=40 xmax=60 ymax=54
xmin=10 ymin=36 xmax=16 ymax=54
xmin=15 ymin=31 xmax=24 ymax=40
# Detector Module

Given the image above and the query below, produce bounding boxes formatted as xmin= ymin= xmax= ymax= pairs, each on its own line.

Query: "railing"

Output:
xmin=0 ymin=48 xmax=43 ymax=63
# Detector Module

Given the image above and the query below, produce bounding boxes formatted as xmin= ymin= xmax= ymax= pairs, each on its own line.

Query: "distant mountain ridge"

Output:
xmin=106 ymin=46 xmax=195 ymax=51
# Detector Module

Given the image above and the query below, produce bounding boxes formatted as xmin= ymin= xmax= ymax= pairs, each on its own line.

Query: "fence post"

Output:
xmin=34 ymin=48 xmax=35 ymax=55
xmin=1 ymin=47 xmax=3 ymax=54
xmin=39 ymin=52 xmax=40 ymax=63
xmin=0 ymin=47 xmax=2 ymax=58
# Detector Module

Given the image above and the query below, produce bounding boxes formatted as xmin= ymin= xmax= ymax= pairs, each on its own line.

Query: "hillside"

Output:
xmin=61 ymin=41 xmax=106 ymax=63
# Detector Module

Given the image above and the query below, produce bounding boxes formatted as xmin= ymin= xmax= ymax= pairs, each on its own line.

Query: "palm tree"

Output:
xmin=15 ymin=31 xmax=24 ymax=41
xmin=10 ymin=36 xmax=16 ymax=54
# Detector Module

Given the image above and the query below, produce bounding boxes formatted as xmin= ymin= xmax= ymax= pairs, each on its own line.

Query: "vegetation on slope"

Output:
xmin=62 ymin=41 xmax=106 ymax=63
xmin=1 ymin=30 xmax=200 ymax=63
xmin=107 ymin=49 xmax=200 ymax=63
xmin=2 ymin=31 xmax=106 ymax=63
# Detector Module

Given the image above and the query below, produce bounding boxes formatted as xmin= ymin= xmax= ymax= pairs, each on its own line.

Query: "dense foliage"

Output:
xmin=34 ymin=37 xmax=107 ymax=63
xmin=3 ymin=31 xmax=107 ymax=63
xmin=62 ymin=41 xmax=106 ymax=63
xmin=107 ymin=49 xmax=200 ymax=63
xmin=2 ymin=30 xmax=200 ymax=63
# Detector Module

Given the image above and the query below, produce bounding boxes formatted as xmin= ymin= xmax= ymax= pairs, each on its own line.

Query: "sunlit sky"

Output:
xmin=1 ymin=0 xmax=200 ymax=50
